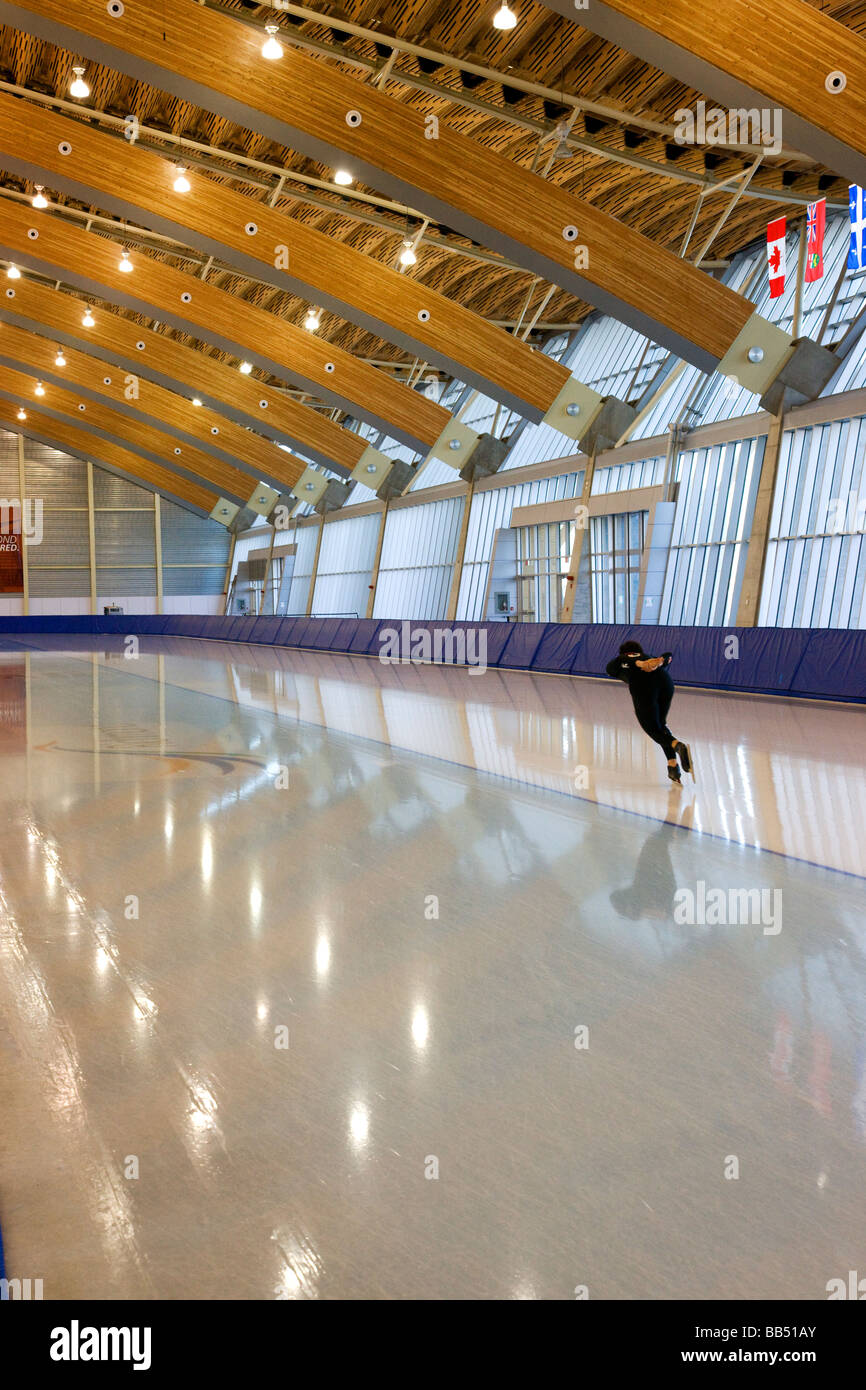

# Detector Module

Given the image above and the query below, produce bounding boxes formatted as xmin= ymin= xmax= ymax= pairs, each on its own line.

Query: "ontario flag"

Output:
xmin=767 ymin=216 xmax=786 ymax=297
xmin=805 ymin=198 xmax=826 ymax=282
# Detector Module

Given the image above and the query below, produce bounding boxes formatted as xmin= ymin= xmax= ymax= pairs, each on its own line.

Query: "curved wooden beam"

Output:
xmin=0 ymin=226 xmax=367 ymax=476
xmin=0 ymin=358 xmax=259 ymax=506
xmin=0 ymin=90 xmax=569 ymax=422
xmin=0 ymin=195 xmax=439 ymax=460
xmin=0 ymin=317 xmax=305 ymax=496
xmin=541 ymin=0 xmax=866 ymax=185
xmin=0 ymin=394 xmax=216 ymax=515
xmin=0 ymin=0 xmax=757 ymax=371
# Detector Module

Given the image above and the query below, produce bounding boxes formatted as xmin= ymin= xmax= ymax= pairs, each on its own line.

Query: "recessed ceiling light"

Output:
xmin=261 ymin=24 xmax=283 ymax=61
xmin=6 ymin=264 xmax=20 ymax=280
xmin=70 ymin=65 xmax=90 ymax=98
xmin=239 ymin=361 xmax=253 ymax=374
xmin=192 ymin=397 xmax=202 ymax=406
xmin=334 ymin=169 xmax=353 ymax=186
xmin=32 ymin=186 xmax=48 ymax=209
xmin=173 ymin=164 xmax=191 ymax=193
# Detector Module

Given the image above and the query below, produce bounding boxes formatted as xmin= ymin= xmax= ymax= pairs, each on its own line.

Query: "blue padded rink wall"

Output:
xmin=0 ymin=617 xmax=862 ymax=704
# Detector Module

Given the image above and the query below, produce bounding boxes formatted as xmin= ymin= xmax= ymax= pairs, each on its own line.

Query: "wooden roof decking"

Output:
xmin=0 ymin=0 xmax=861 ymax=405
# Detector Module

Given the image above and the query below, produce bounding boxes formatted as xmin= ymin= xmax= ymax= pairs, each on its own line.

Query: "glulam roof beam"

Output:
xmin=540 ymin=0 xmax=866 ymax=186
xmin=0 ymin=0 xmax=767 ymax=374
xmin=0 ymin=357 xmax=260 ymax=508
xmin=0 ymin=91 xmax=570 ymax=425
xmin=0 ymin=318 xmax=305 ymax=497
xmin=0 ymin=389 xmax=217 ymax=515
xmin=0 ymin=198 xmax=427 ymax=465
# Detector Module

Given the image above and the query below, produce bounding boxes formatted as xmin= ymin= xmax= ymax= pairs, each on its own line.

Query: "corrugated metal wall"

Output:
xmin=760 ymin=418 xmax=866 ymax=629
xmin=0 ymin=428 xmax=229 ymax=609
xmin=313 ymin=511 xmax=381 ymax=617
xmin=660 ymin=437 xmax=766 ymax=626
xmin=286 ymin=521 xmax=321 ymax=614
xmin=373 ymin=497 xmax=464 ymax=620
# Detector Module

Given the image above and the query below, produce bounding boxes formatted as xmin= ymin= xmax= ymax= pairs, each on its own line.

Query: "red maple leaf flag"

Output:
xmin=806 ymin=198 xmax=826 ymax=283
xmin=767 ymin=216 xmax=787 ymax=298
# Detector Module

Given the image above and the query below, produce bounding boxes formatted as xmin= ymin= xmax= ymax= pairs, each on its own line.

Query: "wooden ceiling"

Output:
xmin=0 ymin=0 xmax=863 ymax=406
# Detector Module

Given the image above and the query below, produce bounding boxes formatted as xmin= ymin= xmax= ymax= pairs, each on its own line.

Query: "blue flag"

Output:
xmin=849 ymin=185 xmax=866 ymax=270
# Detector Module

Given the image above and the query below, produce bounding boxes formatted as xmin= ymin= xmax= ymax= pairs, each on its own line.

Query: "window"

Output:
xmin=590 ymin=511 xmax=647 ymax=623
xmin=516 ymin=520 xmax=576 ymax=623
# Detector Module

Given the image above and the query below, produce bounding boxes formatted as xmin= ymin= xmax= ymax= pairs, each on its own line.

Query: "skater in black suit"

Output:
xmin=606 ymin=639 xmax=694 ymax=784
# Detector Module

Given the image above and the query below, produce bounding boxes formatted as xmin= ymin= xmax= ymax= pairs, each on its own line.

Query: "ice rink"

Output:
xmin=0 ymin=636 xmax=863 ymax=1299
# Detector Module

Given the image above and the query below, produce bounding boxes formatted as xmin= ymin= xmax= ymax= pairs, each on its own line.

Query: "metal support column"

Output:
xmin=305 ymin=514 xmax=325 ymax=617
xmin=445 ymin=482 xmax=474 ymax=622
xmin=222 ymin=532 xmax=236 ymax=615
xmin=153 ymin=493 xmax=163 ymax=615
xmin=16 ymin=433 xmax=29 ymax=615
xmin=735 ymin=409 xmax=786 ymax=627
xmin=560 ymin=451 xmax=597 ymax=623
xmin=259 ymin=523 xmax=276 ymax=615
xmin=366 ymin=500 xmax=389 ymax=619
xmin=86 ymin=460 xmax=97 ymax=615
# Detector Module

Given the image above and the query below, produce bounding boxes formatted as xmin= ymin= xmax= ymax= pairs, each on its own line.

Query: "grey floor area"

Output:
xmin=0 ymin=637 xmax=863 ymax=1300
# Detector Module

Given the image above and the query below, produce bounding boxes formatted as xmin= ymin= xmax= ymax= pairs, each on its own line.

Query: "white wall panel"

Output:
xmin=660 ymin=437 xmax=765 ymax=626
xmin=286 ymin=521 xmax=320 ymax=615
xmin=373 ymin=497 xmax=463 ymax=620
xmin=761 ymin=418 xmax=866 ymax=628
xmin=312 ymin=511 xmax=381 ymax=617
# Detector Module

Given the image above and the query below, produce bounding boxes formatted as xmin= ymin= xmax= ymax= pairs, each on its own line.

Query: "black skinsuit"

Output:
xmin=606 ymin=651 xmax=677 ymax=760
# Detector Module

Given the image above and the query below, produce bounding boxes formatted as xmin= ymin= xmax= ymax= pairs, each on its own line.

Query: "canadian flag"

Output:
xmin=767 ymin=216 xmax=786 ymax=298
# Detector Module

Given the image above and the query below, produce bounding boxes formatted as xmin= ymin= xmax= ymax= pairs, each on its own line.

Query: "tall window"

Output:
xmin=590 ymin=511 xmax=647 ymax=623
xmin=517 ymin=521 xmax=575 ymax=622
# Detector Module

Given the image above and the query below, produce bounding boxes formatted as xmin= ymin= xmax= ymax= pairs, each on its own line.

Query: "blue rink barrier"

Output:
xmin=0 ymin=615 xmax=862 ymax=703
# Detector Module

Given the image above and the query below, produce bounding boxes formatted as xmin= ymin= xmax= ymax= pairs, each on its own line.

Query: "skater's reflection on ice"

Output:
xmin=609 ymin=790 xmax=694 ymax=922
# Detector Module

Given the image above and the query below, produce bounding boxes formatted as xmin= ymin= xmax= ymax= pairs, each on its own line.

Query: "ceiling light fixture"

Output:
xmin=34 ymin=381 xmax=45 ymax=396
xmin=192 ymin=397 xmax=203 ymax=407
xmin=334 ymin=169 xmax=353 ymax=186
xmin=55 ymin=348 xmax=67 ymax=367
xmin=118 ymin=249 xmax=133 ymax=273
xmin=32 ymin=185 xmax=49 ymax=209
xmin=16 ymin=409 xmax=26 ymax=421
xmin=552 ymin=123 xmax=572 ymax=160
xmin=304 ymin=308 xmax=321 ymax=331
xmin=399 ymin=239 xmax=418 ymax=267
xmin=261 ymin=24 xmax=283 ymax=61
xmin=6 ymin=264 xmax=20 ymax=280
xmin=70 ymin=65 xmax=90 ymax=99
xmin=493 ymin=4 xmax=517 ymax=30
xmin=239 ymin=361 xmax=253 ymax=374
xmin=82 ymin=307 xmax=95 ymax=327
xmin=173 ymin=164 xmax=191 ymax=193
